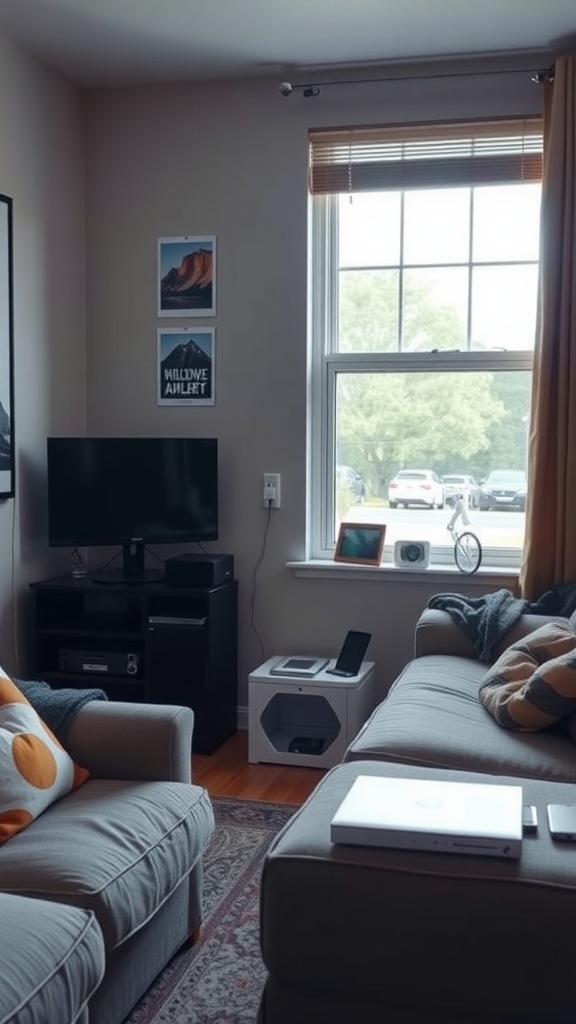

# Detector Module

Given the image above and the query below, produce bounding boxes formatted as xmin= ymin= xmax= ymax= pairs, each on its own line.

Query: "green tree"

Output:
xmin=339 ymin=270 xmax=465 ymax=353
xmin=336 ymin=272 xmax=509 ymax=495
xmin=338 ymin=372 xmax=505 ymax=496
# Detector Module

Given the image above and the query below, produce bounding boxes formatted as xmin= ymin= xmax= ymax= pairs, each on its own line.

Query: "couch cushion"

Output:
xmin=345 ymin=654 xmax=576 ymax=782
xmin=0 ymin=669 xmax=89 ymax=844
xmin=479 ymin=621 xmax=576 ymax=730
xmin=0 ymin=892 xmax=105 ymax=1024
xmin=0 ymin=779 xmax=214 ymax=950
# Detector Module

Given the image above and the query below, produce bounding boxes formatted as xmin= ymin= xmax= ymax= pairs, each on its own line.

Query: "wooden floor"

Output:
xmin=192 ymin=730 xmax=327 ymax=804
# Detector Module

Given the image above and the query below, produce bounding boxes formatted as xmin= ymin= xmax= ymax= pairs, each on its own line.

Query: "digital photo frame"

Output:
xmin=334 ymin=523 xmax=386 ymax=566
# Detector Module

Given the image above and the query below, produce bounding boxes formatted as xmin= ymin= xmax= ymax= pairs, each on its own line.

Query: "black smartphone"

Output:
xmin=326 ymin=630 xmax=371 ymax=677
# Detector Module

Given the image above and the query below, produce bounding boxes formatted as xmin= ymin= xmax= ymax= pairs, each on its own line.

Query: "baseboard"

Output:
xmin=237 ymin=706 xmax=248 ymax=731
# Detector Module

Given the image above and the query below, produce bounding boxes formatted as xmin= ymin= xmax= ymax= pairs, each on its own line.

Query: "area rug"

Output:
xmin=125 ymin=797 xmax=296 ymax=1024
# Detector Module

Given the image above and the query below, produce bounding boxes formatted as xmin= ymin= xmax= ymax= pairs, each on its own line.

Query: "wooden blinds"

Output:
xmin=309 ymin=117 xmax=543 ymax=194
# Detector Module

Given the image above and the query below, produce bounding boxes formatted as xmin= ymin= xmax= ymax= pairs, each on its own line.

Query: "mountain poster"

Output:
xmin=157 ymin=328 xmax=215 ymax=406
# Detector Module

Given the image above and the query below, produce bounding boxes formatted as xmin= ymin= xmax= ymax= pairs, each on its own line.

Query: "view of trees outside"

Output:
xmin=336 ymin=369 xmax=530 ymax=504
xmin=333 ymin=185 xmax=538 ymax=512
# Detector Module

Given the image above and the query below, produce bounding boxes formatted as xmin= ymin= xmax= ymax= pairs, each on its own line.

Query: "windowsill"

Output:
xmin=286 ymin=559 xmax=519 ymax=586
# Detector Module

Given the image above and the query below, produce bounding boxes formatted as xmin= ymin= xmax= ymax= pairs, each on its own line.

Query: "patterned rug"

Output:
xmin=125 ymin=797 xmax=296 ymax=1024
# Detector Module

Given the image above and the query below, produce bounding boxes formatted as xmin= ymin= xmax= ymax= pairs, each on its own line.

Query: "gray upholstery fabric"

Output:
xmin=0 ymin=779 xmax=214 ymax=949
xmin=0 ymin=700 xmax=213 ymax=1024
xmin=260 ymin=760 xmax=576 ymax=1024
xmin=260 ymin=610 xmax=576 ymax=1024
xmin=0 ymin=893 xmax=105 ymax=1024
xmin=64 ymin=701 xmax=195 ymax=783
xmin=346 ymin=653 xmax=576 ymax=780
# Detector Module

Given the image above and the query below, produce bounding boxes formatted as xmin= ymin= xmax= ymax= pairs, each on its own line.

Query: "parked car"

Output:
xmin=337 ymin=465 xmax=367 ymax=503
xmin=478 ymin=469 xmax=527 ymax=511
xmin=388 ymin=469 xmax=444 ymax=509
xmin=442 ymin=473 xmax=480 ymax=509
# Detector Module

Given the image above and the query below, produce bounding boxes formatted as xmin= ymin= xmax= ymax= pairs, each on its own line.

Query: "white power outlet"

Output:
xmin=263 ymin=472 xmax=281 ymax=509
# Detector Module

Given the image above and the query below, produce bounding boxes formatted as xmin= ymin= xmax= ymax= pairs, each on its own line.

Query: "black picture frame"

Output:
xmin=0 ymin=193 xmax=14 ymax=500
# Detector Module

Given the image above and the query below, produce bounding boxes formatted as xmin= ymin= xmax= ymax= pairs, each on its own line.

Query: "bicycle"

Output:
xmin=447 ymin=495 xmax=482 ymax=573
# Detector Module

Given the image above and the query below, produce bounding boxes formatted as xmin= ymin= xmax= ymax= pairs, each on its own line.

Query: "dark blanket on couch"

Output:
xmin=428 ymin=583 xmax=576 ymax=663
xmin=16 ymin=679 xmax=108 ymax=742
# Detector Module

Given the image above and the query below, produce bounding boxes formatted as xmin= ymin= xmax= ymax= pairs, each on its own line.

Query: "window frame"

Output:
xmin=308 ymin=180 xmax=537 ymax=567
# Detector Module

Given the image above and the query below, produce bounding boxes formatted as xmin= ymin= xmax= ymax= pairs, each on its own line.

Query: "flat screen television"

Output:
xmin=47 ymin=437 xmax=218 ymax=583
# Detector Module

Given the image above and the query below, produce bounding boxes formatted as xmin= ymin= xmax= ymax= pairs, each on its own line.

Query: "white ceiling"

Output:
xmin=0 ymin=0 xmax=574 ymax=89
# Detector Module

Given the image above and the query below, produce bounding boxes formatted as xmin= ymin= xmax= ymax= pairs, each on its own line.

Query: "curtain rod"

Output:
xmin=279 ymin=64 xmax=555 ymax=98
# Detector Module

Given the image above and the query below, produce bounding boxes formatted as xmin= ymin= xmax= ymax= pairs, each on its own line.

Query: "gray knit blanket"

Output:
xmin=428 ymin=583 xmax=576 ymax=663
xmin=16 ymin=679 xmax=108 ymax=742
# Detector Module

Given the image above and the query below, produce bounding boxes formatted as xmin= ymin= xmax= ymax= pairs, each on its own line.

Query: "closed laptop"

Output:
xmin=330 ymin=775 xmax=522 ymax=859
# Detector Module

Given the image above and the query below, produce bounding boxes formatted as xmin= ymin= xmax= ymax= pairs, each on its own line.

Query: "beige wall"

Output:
xmin=0 ymin=31 xmax=86 ymax=673
xmin=0 ymin=35 xmax=542 ymax=705
xmin=83 ymin=63 xmax=541 ymax=707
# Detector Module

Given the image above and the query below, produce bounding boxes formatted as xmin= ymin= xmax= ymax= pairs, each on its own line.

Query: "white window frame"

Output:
xmin=308 ymin=191 xmax=535 ymax=567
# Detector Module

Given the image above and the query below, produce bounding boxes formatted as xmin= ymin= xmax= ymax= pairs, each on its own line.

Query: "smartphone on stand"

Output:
xmin=326 ymin=630 xmax=371 ymax=678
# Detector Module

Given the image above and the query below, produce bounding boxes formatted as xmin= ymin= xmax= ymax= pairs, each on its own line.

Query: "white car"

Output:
xmin=388 ymin=469 xmax=445 ymax=509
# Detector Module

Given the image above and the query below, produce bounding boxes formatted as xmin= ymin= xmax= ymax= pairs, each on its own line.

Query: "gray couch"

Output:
xmin=259 ymin=609 xmax=576 ymax=1024
xmin=0 ymin=700 xmax=214 ymax=1024
xmin=346 ymin=608 xmax=576 ymax=780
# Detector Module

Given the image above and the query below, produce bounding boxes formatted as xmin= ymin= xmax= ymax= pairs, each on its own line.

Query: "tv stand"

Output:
xmin=29 ymin=573 xmax=238 ymax=753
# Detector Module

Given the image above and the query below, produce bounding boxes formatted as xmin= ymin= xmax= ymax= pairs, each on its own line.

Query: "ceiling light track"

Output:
xmin=279 ymin=64 xmax=555 ymax=98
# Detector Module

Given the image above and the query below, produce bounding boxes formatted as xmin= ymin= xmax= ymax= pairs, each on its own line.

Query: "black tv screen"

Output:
xmin=47 ymin=437 xmax=218 ymax=581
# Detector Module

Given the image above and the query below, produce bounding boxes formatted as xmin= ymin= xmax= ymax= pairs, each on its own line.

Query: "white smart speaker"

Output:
xmin=393 ymin=540 xmax=430 ymax=569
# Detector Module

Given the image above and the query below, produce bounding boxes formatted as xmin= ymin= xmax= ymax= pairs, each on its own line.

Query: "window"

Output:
xmin=308 ymin=117 xmax=542 ymax=568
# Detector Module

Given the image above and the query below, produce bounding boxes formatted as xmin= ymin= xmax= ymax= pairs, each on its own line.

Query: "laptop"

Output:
xmin=330 ymin=775 xmax=523 ymax=859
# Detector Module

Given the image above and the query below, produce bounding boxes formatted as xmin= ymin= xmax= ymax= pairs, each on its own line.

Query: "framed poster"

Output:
xmin=157 ymin=235 xmax=216 ymax=317
xmin=157 ymin=327 xmax=215 ymax=406
xmin=334 ymin=523 xmax=386 ymax=565
xmin=0 ymin=194 xmax=14 ymax=499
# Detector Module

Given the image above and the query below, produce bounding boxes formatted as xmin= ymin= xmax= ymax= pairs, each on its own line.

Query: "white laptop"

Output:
xmin=330 ymin=775 xmax=523 ymax=859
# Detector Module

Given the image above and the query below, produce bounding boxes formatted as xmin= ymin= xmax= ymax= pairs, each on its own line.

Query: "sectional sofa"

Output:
xmin=259 ymin=607 xmax=576 ymax=1024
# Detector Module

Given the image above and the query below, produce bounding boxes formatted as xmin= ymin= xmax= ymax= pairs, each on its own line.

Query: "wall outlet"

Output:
xmin=263 ymin=472 xmax=281 ymax=508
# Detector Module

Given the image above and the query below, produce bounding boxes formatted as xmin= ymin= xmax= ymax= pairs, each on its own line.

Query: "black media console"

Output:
xmin=29 ymin=573 xmax=238 ymax=754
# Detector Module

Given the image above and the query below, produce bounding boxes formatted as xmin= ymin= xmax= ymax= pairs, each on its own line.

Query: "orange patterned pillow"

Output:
xmin=0 ymin=668 xmax=89 ymax=843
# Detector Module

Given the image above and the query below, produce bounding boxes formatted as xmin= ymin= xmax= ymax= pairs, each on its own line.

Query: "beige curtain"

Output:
xmin=520 ymin=56 xmax=576 ymax=599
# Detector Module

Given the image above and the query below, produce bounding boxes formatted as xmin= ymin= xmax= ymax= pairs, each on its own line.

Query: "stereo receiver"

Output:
xmin=58 ymin=649 xmax=141 ymax=677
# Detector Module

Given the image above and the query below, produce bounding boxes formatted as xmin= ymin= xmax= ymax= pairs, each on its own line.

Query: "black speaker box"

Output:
xmin=165 ymin=553 xmax=234 ymax=588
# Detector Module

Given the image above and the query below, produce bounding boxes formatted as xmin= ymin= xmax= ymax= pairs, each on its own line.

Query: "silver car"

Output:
xmin=442 ymin=474 xmax=480 ymax=509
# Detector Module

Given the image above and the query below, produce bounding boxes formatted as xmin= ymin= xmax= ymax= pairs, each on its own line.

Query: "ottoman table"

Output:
xmin=259 ymin=760 xmax=576 ymax=1024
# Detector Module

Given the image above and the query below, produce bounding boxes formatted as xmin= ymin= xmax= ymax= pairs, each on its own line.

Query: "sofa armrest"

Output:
xmin=414 ymin=608 xmax=571 ymax=661
xmin=414 ymin=609 xmax=479 ymax=659
xmin=64 ymin=701 xmax=193 ymax=782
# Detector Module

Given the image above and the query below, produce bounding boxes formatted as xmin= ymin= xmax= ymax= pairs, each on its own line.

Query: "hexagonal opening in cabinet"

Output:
xmin=260 ymin=692 xmax=341 ymax=757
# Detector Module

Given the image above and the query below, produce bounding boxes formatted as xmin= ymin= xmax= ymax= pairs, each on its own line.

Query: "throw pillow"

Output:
xmin=0 ymin=667 xmax=89 ymax=843
xmin=479 ymin=621 xmax=576 ymax=731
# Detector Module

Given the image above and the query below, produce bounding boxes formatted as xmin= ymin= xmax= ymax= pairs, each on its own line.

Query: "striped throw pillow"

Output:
xmin=479 ymin=622 xmax=576 ymax=731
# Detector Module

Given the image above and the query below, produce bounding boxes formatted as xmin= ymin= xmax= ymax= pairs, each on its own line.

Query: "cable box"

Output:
xmin=165 ymin=553 xmax=234 ymax=588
